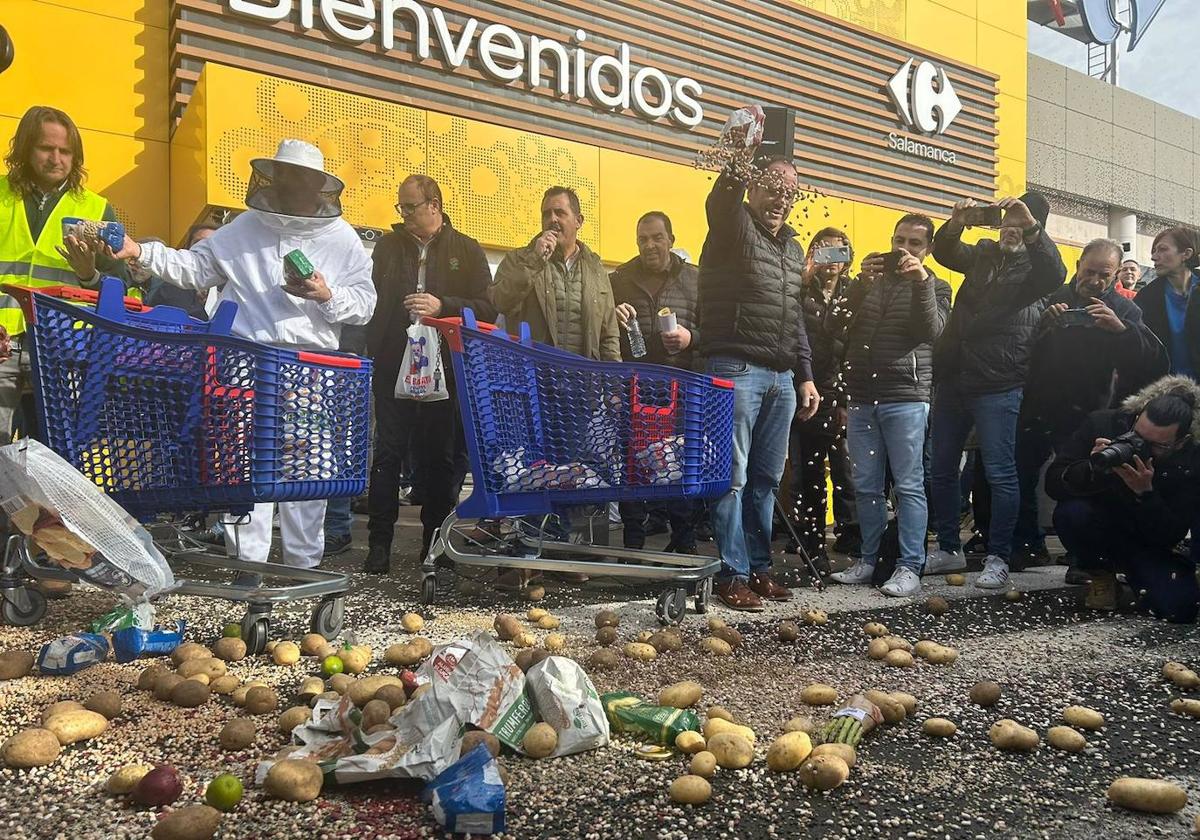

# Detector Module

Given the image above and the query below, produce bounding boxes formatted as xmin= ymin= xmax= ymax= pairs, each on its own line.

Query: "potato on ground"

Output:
xmin=300 ymin=633 xmax=328 ymax=656
xmin=989 ymin=719 xmax=1039 ymax=752
xmin=884 ymin=649 xmax=914 ymax=668
xmin=969 ymin=681 xmax=1002 ymax=707
xmin=702 ymin=717 xmax=756 ymax=744
xmin=784 ymin=716 xmax=816 ymax=734
xmin=588 ymin=649 xmax=618 ymax=670
xmin=522 ymin=722 xmax=558 ymax=758
xmin=84 ymin=691 xmax=123 ymax=720
xmin=867 ymin=638 xmax=890 ymax=660
xmin=706 ymin=706 xmax=736 ymax=723
xmin=170 ymin=642 xmax=210 ymax=666
xmin=800 ymin=684 xmax=837 ymax=706
xmin=811 ymin=742 xmax=856 ymax=768
xmin=689 ymin=751 xmax=717 ymax=779
xmin=212 ymin=637 xmax=247 ymax=662
xmin=706 ymin=732 xmax=753 ymax=769
xmin=863 ymin=622 xmax=888 ymax=637
xmin=624 ymin=642 xmax=658 ymax=662
xmin=2 ymin=728 xmax=61 ymax=767
xmin=178 ymin=657 xmax=226 ymax=681
xmin=44 ymin=709 xmax=108 ymax=745
xmin=461 ymin=730 xmax=501 ymax=758
xmin=151 ymin=804 xmax=221 ymax=840
xmin=385 ymin=638 xmax=433 ymax=667
xmin=400 ymin=612 xmax=424 ymax=633
xmin=0 ymin=650 xmax=34 ymax=680
xmin=675 ymin=731 xmax=706 ymax=754
xmin=864 ymin=690 xmax=906 ymax=724
xmin=922 ymin=718 xmax=957 ymax=737
xmin=1106 ymin=777 xmax=1188 ymax=814
xmin=766 ymin=731 xmax=813 ymax=772
xmin=699 ymin=637 xmax=732 ymax=657
xmin=219 ymin=719 xmax=256 ymax=750
xmin=210 ymin=675 xmax=241 ymax=695
xmin=594 ymin=609 xmax=619 ymax=629
xmin=1061 ymin=705 xmax=1104 ymax=731
xmin=264 ymin=759 xmax=324 ymax=802
xmin=799 ymin=754 xmax=850 ymax=791
xmin=659 ymin=681 xmax=703 ymax=709
xmin=279 ymin=706 xmax=310 ymax=734
xmin=711 ymin=625 xmax=743 ymax=648
xmin=244 ymin=686 xmax=279 ymax=715
xmin=669 ymin=774 xmax=712 ymax=805
xmin=107 ymin=763 xmax=153 ymax=794
xmin=41 ymin=700 xmax=83 ymax=724
xmin=1046 ymin=726 xmax=1087 ymax=753
xmin=171 ymin=680 xmax=211 ymax=708
xmin=494 ymin=614 xmax=522 ymax=641
xmin=348 ymin=675 xmax=404 ymax=707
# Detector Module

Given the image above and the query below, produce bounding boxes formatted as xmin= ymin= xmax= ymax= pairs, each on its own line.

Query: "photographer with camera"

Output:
xmin=1015 ymin=238 xmax=1167 ymax=575
xmin=1045 ymin=376 xmax=1200 ymax=622
xmin=926 ymin=193 xmax=1067 ymax=590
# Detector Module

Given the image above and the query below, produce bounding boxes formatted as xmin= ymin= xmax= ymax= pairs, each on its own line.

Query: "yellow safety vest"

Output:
xmin=0 ymin=176 xmax=108 ymax=336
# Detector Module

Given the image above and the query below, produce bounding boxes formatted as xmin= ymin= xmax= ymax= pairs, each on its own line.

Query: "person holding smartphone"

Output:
xmin=926 ymin=193 xmax=1067 ymax=591
xmin=827 ymin=215 xmax=951 ymax=597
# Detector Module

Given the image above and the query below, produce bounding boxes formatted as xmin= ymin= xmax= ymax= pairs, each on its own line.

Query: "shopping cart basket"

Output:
xmin=0 ymin=279 xmax=369 ymax=648
xmin=419 ymin=310 xmax=733 ymax=623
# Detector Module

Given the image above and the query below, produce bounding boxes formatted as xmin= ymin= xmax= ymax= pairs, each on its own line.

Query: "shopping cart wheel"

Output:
xmin=655 ymin=588 xmax=687 ymax=625
xmin=1 ymin=586 xmax=47 ymax=627
xmin=309 ymin=597 xmax=344 ymax=641
xmin=694 ymin=577 xmax=712 ymax=615
xmin=241 ymin=609 xmax=271 ymax=655
xmin=420 ymin=573 xmax=438 ymax=606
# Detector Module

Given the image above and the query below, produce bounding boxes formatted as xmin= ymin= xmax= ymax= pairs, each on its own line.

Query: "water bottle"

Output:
xmin=626 ymin=314 xmax=647 ymax=358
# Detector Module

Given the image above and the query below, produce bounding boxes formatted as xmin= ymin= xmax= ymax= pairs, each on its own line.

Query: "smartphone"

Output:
xmin=812 ymin=245 xmax=851 ymax=265
xmin=961 ymin=205 xmax=1004 ymax=227
xmin=283 ymin=249 xmax=314 ymax=285
xmin=1057 ymin=308 xmax=1095 ymax=328
xmin=882 ymin=250 xmax=904 ymax=272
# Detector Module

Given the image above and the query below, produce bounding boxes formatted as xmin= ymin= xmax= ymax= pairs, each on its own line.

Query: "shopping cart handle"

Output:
xmin=95 ymin=276 xmax=236 ymax=335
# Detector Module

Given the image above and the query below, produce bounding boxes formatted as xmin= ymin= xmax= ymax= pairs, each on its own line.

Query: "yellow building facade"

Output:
xmin=0 ymin=0 xmax=1082 ymax=273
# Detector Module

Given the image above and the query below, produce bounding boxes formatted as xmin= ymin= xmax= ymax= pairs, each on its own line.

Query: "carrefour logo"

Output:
xmin=887 ymin=58 xmax=962 ymax=136
xmin=226 ymin=0 xmax=704 ymax=129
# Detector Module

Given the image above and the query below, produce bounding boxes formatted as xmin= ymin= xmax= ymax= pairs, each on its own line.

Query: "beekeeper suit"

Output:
xmin=114 ymin=139 xmax=376 ymax=570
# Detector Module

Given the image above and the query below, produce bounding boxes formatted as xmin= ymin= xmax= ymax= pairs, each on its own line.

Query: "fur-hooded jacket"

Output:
xmin=1046 ymin=375 xmax=1200 ymax=550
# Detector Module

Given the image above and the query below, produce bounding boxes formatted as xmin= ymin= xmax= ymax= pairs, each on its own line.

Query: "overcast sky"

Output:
xmin=1026 ymin=2 xmax=1198 ymax=118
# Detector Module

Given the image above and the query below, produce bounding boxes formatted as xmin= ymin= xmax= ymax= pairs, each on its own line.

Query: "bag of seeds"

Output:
xmin=601 ymin=691 xmax=700 ymax=746
xmin=525 ymin=656 xmax=610 ymax=757
xmin=423 ymin=743 xmax=506 ymax=835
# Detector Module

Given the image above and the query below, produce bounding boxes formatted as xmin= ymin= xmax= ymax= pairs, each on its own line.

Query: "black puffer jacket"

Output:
xmin=697 ymin=172 xmax=813 ymax=380
xmin=932 ymin=226 xmax=1067 ymax=395
xmin=834 ymin=267 xmax=952 ymax=404
xmin=609 ymin=253 xmax=700 ymax=369
xmin=1022 ymin=279 xmax=1168 ymax=437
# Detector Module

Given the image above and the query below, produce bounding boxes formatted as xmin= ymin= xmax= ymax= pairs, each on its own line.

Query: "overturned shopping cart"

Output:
xmin=0 ymin=279 xmax=370 ymax=651
xmin=420 ymin=310 xmax=733 ymax=624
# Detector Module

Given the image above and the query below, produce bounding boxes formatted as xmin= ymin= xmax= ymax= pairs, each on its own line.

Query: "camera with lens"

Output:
xmin=1089 ymin=430 xmax=1148 ymax=472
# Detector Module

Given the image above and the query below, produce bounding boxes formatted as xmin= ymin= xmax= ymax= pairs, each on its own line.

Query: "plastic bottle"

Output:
xmin=626 ymin=315 xmax=647 ymax=358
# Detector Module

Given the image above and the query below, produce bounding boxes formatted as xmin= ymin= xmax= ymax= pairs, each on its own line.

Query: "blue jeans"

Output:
xmin=707 ymin=357 xmax=795 ymax=580
xmin=846 ymin=401 xmax=930 ymax=571
xmin=324 ymin=496 xmax=353 ymax=540
xmin=930 ymin=384 xmax=1022 ymax=560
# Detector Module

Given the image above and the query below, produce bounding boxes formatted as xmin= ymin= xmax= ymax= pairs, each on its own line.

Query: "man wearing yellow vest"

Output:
xmin=0 ymin=105 xmax=125 ymax=441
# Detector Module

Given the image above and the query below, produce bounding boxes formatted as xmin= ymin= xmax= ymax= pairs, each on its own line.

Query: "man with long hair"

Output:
xmin=0 ymin=105 xmax=125 ymax=441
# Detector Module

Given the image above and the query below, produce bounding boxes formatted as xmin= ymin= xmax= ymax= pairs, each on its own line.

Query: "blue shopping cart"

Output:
xmin=0 ymin=278 xmax=368 ymax=647
xmin=421 ymin=309 xmax=733 ymax=623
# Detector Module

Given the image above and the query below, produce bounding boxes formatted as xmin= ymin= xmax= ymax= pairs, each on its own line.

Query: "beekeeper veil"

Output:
xmin=246 ymin=139 xmax=343 ymax=219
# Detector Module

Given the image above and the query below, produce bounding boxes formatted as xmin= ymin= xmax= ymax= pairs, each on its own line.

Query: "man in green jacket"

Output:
xmin=492 ymin=186 xmax=620 ymax=362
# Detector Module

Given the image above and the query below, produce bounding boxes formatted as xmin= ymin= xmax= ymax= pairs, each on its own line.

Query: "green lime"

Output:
xmin=222 ymin=623 xmax=242 ymax=639
xmin=205 ymin=773 xmax=243 ymax=811
xmin=321 ymin=655 xmax=344 ymax=676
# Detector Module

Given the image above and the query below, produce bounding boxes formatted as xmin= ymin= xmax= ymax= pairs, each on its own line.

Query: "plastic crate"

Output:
xmin=6 ymin=279 xmax=371 ymax=516
xmin=425 ymin=309 xmax=734 ymax=519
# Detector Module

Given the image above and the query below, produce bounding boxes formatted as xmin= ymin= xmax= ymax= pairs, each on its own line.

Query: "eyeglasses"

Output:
xmin=395 ymin=199 xmax=431 ymax=216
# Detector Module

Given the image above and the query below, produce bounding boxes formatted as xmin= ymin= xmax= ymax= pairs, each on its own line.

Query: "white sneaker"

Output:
xmin=976 ymin=555 xmax=1010 ymax=589
xmin=923 ymin=548 xmax=966 ymax=575
xmin=880 ymin=567 xmax=922 ymax=597
xmin=831 ymin=558 xmax=875 ymax=585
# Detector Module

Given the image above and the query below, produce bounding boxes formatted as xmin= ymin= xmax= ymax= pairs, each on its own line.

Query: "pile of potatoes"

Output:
xmin=1 ymin=695 xmax=113 ymax=767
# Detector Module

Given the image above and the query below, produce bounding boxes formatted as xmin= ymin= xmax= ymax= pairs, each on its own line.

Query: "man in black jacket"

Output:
xmin=1014 ymin=238 xmax=1167 ymax=572
xmin=698 ymin=152 xmax=819 ymax=610
xmin=611 ymin=211 xmax=701 ymax=552
xmin=363 ymin=174 xmax=496 ymax=574
xmin=828 ymin=214 xmax=952 ymax=597
xmin=1046 ymin=376 xmax=1200 ymax=622
xmin=927 ymin=193 xmax=1067 ymax=590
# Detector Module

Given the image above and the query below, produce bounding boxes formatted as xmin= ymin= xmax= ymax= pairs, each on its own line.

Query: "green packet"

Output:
xmin=88 ymin=605 xmax=139 ymax=634
xmin=601 ymin=691 xmax=700 ymax=746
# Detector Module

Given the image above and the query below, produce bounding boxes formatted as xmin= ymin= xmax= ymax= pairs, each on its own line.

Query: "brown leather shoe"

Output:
xmin=749 ymin=572 xmax=793 ymax=601
xmin=715 ymin=579 xmax=764 ymax=611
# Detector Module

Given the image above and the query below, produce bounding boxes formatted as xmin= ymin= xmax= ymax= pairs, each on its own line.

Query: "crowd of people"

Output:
xmin=2 ymin=105 xmax=1198 ymax=622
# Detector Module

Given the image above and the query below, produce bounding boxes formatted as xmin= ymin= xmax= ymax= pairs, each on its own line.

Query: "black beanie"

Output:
xmin=1018 ymin=191 xmax=1050 ymax=228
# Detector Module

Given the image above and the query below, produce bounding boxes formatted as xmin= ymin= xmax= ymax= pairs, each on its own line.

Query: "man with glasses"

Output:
xmin=363 ymin=174 xmax=495 ymax=574
xmin=1046 ymin=376 xmax=1200 ymax=621
xmin=1015 ymin=238 xmax=1167 ymax=576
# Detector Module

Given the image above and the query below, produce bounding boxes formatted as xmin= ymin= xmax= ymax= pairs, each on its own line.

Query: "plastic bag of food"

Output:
xmin=719 ymin=105 xmax=766 ymax=150
xmin=525 ymin=656 xmax=610 ymax=757
xmin=415 ymin=631 xmax=535 ymax=750
xmin=0 ymin=440 xmax=174 ymax=597
xmin=38 ymin=632 xmax=110 ymax=676
xmin=632 ymin=436 xmax=683 ymax=485
xmin=423 ymin=743 xmax=506 ymax=835
xmin=88 ymin=601 xmax=155 ymax=634
xmin=601 ymin=691 xmax=700 ymax=746
xmin=112 ymin=620 xmax=185 ymax=663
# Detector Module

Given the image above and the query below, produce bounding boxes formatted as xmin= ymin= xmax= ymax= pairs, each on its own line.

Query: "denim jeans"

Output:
xmin=323 ymin=496 xmax=353 ymax=540
xmin=930 ymin=384 xmax=1023 ymax=560
xmin=846 ymin=401 xmax=929 ymax=571
xmin=707 ymin=357 xmax=796 ymax=580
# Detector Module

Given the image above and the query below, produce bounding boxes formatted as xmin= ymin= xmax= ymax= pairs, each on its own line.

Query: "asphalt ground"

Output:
xmin=1 ymin=506 xmax=1198 ymax=839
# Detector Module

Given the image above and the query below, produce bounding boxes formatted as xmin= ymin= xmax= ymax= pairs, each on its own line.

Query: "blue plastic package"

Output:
xmin=423 ymin=743 xmax=506 ymax=835
xmin=112 ymin=620 xmax=186 ymax=663
xmin=37 ymin=633 xmax=110 ymax=676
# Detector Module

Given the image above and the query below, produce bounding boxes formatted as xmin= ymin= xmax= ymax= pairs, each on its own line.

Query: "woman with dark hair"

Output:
xmin=1135 ymin=227 xmax=1200 ymax=380
xmin=785 ymin=227 xmax=859 ymax=564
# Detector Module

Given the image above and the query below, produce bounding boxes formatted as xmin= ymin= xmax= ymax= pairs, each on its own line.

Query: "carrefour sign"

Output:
xmin=227 ymin=0 xmax=705 ymax=128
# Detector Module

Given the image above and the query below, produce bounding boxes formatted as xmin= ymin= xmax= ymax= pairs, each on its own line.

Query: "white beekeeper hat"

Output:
xmin=246 ymin=139 xmax=344 ymax=219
